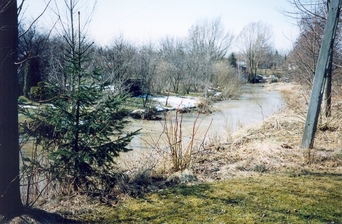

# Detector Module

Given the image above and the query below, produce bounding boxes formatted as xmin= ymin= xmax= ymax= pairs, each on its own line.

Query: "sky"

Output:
xmin=21 ymin=0 xmax=299 ymax=52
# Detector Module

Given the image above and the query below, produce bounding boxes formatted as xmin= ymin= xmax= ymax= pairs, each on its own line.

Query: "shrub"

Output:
xmin=162 ymin=109 xmax=211 ymax=172
xmin=18 ymin=95 xmax=30 ymax=104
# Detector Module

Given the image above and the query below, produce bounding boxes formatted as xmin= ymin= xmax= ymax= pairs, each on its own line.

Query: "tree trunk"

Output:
xmin=0 ymin=0 xmax=23 ymax=219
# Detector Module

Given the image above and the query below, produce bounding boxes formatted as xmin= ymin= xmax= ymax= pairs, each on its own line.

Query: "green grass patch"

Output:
xmin=124 ymin=96 xmax=161 ymax=110
xmin=258 ymin=68 xmax=283 ymax=76
xmin=184 ymin=92 xmax=204 ymax=98
xmin=78 ymin=173 xmax=342 ymax=223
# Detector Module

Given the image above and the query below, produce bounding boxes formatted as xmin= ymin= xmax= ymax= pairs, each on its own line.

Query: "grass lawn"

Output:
xmin=78 ymin=173 xmax=342 ymax=223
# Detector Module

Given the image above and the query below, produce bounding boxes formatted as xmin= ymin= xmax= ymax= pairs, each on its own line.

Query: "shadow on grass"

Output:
xmin=163 ymin=184 xmax=244 ymax=205
xmin=111 ymin=173 xmax=342 ymax=223
xmin=0 ymin=207 xmax=81 ymax=224
xmin=297 ymin=171 xmax=342 ymax=178
xmin=164 ymin=184 xmax=212 ymax=197
xmin=23 ymin=207 xmax=81 ymax=223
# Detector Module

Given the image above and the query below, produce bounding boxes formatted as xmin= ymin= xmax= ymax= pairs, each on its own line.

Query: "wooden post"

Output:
xmin=301 ymin=0 xmax=341 ymax=149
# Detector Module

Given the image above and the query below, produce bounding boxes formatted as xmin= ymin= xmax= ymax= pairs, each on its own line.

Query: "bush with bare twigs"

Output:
xmin=161 ymin=109 xmax=212 ymax=172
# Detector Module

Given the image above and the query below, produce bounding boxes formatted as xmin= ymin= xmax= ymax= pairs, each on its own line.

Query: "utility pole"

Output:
xmin=301 ymin=0 xmax=341 ymax=149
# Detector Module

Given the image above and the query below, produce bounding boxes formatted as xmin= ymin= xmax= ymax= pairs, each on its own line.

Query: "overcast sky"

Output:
xmin=21 ymin=0 xmax=299 ymax=52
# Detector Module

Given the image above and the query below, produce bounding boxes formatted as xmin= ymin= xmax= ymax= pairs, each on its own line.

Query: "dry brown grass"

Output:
xmin=193 ymin=82 xmax=342 ymax=182
xmin=117 ymin=82 xmax=342 ymax=183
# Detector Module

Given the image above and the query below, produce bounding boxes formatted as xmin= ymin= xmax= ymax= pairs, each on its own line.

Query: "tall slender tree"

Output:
xmin=20 ymin=0 xmax=138 ymax=193
xmin=0 ymin=0 xmax=24 ymax=219
xmin=237 ymin=21 xmax=273 ymax=82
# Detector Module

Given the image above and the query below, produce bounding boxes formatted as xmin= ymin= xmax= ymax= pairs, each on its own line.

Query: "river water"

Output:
xmin=20 ymin=84 xmax=283 ymax=158
xmin=19 ymin=83 xmax=284 ymax=195
xmin=126 ymin=84 xmax=284 ymax=153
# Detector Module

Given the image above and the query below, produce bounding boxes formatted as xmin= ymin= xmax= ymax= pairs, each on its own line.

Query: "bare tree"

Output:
xmin=237 ymin=21 xmax=273 ymax=82
xmin=133 ymin=44 xmax=159 ymax=107
xmin=285 ymin=0 xmax=328 ymax=20
xmin=42 ymin=36 xmax=69 ymax=90
xmin=17 ymin=24 xmax=49 ymax=98
xmin=287 ymin=3 xmax=326 ymax=87
xmin=185 ymin=18 xmax=234 ymax=94
xmin=188 ymin=17 xmax=234 ymax=61
xmin=286 ymin=0 xmax=342 ymax=117
xmin=159 ymin=36 xmax=186 ymax=93
xmin=101 ymin=36 xmax=137 ymax=94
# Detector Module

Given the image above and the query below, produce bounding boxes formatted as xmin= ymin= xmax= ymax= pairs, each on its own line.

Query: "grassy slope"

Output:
xmin=79 ymin=174 xmax=342 ymax=223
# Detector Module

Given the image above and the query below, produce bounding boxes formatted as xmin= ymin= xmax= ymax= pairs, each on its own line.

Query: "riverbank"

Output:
xmin=22 ymin=82 xmax=342 ymax=223
xmin=116 ymin=83 xmax=284 ymax=179
xmin=193 ymin=82 xmax=342 ymax=182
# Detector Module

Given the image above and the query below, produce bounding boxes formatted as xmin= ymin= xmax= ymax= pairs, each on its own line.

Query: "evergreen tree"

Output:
xmin=20 ymin=11 xmax=138 ymax=192
xmin=228 ymin=52 xmax=237 ymax=68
